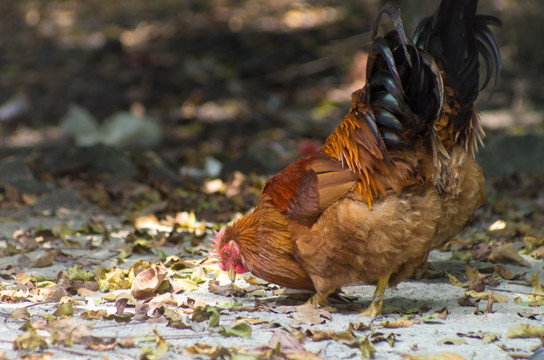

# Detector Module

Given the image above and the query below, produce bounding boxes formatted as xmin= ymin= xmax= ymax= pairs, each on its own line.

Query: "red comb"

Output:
xmin=210 ymin=228 xmax=225 ymax=255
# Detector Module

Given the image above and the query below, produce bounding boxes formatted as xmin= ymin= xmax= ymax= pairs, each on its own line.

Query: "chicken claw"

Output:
xmin=307 ymin=290 xmax=334 ymax=307
xmin=360 ymin=273 xmax=391 ymax=318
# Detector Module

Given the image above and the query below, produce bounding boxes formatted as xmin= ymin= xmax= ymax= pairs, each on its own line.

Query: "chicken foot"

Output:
xmin=360 ymin=272 xmax=391 ymax=318
xmin=307 ymin=290 xmax=335 ymax=307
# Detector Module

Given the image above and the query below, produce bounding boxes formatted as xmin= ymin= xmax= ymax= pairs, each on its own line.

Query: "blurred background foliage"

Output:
xmin=0 ymin=0 xmax=541 ymax=174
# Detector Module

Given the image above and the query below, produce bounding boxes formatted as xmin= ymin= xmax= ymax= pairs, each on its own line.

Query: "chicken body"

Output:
xmin=432 ymin=146 xmax=486 ymax=249
xmin=292 ymin=182 xmax=442 ymax=306
xmin=213 ymin=0 xmax=500 ymax=316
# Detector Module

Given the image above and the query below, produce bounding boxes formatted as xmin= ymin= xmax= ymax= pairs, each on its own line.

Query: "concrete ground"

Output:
xmin=0 ymin=206 xmax=543 ymax=360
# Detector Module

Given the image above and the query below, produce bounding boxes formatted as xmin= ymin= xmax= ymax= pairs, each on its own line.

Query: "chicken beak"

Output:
xmin=228 ymin=266 xmax=237 ymax=283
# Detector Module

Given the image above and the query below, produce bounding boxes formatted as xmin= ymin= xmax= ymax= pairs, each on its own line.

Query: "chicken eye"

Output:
xmin=223 ymin=250 xmax=231 ymax=258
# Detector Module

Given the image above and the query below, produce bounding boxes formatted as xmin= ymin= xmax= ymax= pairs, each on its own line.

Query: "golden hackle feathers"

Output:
xmin=223 ymin=195 xmax=314 ymax=290
xmin=321 ymin=94 xmax=388 ymax=206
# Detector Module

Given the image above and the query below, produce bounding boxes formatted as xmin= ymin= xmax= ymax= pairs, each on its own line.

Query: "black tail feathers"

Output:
xmin=413 ymin=0 xmax=501 ymax=120
xmin=363 ymin=3 xmax=444 ymax=150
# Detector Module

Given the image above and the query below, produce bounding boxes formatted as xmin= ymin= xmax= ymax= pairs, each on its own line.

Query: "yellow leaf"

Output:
xmin=53 ymin=302 xmax=74 ymax=317
xmin=171 ymin=277 xmax=199 ymax=292
xmin=446 ymin=273 xmax=467 ymax=288
xmin=360 ymin=336 xmax=375 ymax=359
xmin=13 ymin=329 xmax=48 ymax=350
xmin=218 ymin=322 xmax=251 ymax=338
xmin=186 ymin=343 xmax=229 ymax=357
xmin=152 ymin=328 xmax=170 ymax=356
xmin=506 ymin=323 xmax=544 ymax=338
xmin=482 ymin=333 xmax=500 ymax=344
xmin=81 ymin=309 xmax=107 ymax=320
xmin=97 ymin=267 xmax=131 ymax=292
xmin=529 ymin=272 xmax=544 ymax=303
xmin=465 ymin=265 xmax=479 ymax=283
xmin=402 ymin=352 xmax=467 ymax=360
xmin=437 ymin=338 xmax=467 ymax=345
xmin=464 ymin=290 xmax=507 ymax=303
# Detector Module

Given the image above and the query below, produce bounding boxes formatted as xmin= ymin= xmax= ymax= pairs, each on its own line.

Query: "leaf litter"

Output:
xmin=1 ymin=208 xmax=543 ymax=360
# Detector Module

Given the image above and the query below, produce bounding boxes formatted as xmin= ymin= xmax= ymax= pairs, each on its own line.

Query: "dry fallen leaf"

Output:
xmin=40 ymin=286 xmax=68 ymax=302
xmin=118 ymin=337 xmax=135 ymax=348
xmin=446 ymin=273 xmax=467 ymax=288
xmin=171 ymin=277 xmax=199 ymax=292
xmin=506 ymin=323 xmax=544 ymax=338
xmin=208 ymin=281 xmax=238 ymax=296
xmin=437 ymin=338 xmax=467 ymax=345
xmin=76 ymin=287 xmax=96 ymax=297
xmin=467 ymin=274 xmax=487 ymax=293
xmin=186 ymin=343 xmax=229 ymax=357
xmin=464 ymin=290 xmax=507 ymax=303
xmin=131 ymin=264 xmax=168 ymax=298
xmin=147 ymin=293 xmax=178 ymax=311
xmin=81 ymin=309 xmax=107 ymax=320
xmin=218 ymin=322 xmax=251 ymax=338
xmin=493 ymin=264 xmax=521 ymax=280
xmin=267 ymin=331 xmax=306 ymax=353
xmin=305 ymin=329 xmax=335 ymax=341
xmin=380 ymin=319 xmax=418 ymax=328
xmin=529 ymin=246 xmax=544 ymax=260
xmin=292 ymin=303 xmax=331 ymax=325
xmin=456 ymin=331 xmax=500 ymax=344
xmin=134 ymin=214 xmax=161 ymax=230
xmin=253 ymin=331 xmax=318 ymax=359
xmin=13 ymin=329 xmax=48 ymax=351
xmin=482 ymin=333 xmax=500 ymax=344
xmin=17 ymin=254 xmax=33 ymax=268
xmin=488 ymin=243 xmax=530 ymax=267
xmin=529 ymin=272 xmax=544 ymax=305
xmin=38 ymin=318 xmax=93 ymax=344
xmin=8 ymin=307 xmax=30 ymax=321
xmin=84 ymin=337 xmax=118 ymax=351
xmin=488 ymin=219 xmax=506 ymax=231
xmin=31 ymin=250 xmax=58 ymax=268
xmin=402 ymin=352 xmax=467 ymax=360
xmin=286 ymin=352 xmax=324 ymax=360
xmin=457 ymin=294 xmax=477 ymax=307
xmin=306 ymin=327 xmax=356 ymax=342
xmin=465 ymin=265 xmax=479 ymax=282
xmin=360 ymin=336 xmax=376 ymax=359
xmin=53 ymin=302 xmax=74 ymax=317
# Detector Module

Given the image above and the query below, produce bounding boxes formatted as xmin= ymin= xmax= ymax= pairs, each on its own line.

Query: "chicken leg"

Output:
xmin=360 ymin=272 xmax=391 ymax=318
xmin=307 ymin=289 xmax=334 ymax=307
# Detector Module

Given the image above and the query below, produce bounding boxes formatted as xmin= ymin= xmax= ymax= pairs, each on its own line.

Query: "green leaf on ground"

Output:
xmin=218 ymin=322 xmax=251 ymax=338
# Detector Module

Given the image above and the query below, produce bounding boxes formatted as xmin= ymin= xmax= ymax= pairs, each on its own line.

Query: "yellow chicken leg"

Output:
xmin=361 ymin=272 xmax=391 ymax=318
xmin=307 ymin=290 xmax=334 ymax=307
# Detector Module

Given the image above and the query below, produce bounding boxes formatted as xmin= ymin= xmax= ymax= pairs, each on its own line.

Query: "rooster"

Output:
xmin=212 ymin=0 xmax=500 ymax=317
